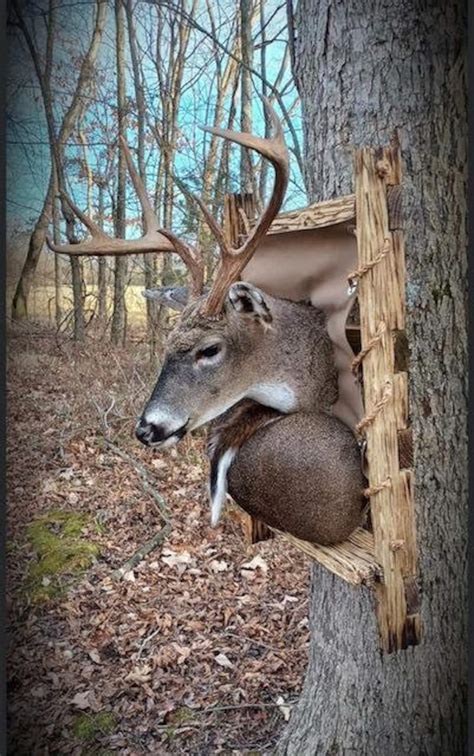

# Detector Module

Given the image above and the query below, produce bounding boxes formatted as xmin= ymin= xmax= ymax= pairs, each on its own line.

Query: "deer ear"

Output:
xmin=142 ymin=286 xmax=189 ymax=312
xmin=226 ymin=282 xmax=273 ymax=325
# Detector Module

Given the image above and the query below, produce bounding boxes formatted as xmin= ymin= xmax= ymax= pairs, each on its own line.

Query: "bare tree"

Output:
xmin=96 ymin=179 xmax=108 ymax=324
xmin=239 ymin=0 xmax=254 ymax=193
xmin=110 ymin=0 xmax=128 ymax=346
xmin=10 ymin=0 xmax=108 ymax=321
xmin=124 ymin=0 xmax=158 ymax=348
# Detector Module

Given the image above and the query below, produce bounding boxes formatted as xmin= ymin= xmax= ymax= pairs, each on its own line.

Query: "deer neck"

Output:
xmin=243 ymin=299 xmax=338 ymax=414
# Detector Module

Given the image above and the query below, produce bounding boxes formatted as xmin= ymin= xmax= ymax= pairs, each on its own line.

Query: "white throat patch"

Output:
xmin=246 ymin=383 xmax=296 ymax=412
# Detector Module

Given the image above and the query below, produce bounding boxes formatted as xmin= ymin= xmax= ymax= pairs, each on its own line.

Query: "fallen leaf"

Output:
xmin=173 ymin=644 xmax=191 ymax=664
xmin=88 ymin=649 xmax=102 ymax=664
xmin=71 ymin=691 xmax=92 ymax=710
xmin=209 ymin=559 xmax=228 ymax=573
xmin=241 ymin=555 xmax=269 ymax=574
xmin=215 ymin=653 xmax=234 ymax=669
xmin=125 ymin=664 xmax=152 ymax=684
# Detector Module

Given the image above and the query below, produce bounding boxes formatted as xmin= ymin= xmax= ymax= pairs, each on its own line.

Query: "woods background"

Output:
xmin=7 ymin=0 xmax=304 ymax=349
xmin=6 ymin=1 xmax=467 ymax=755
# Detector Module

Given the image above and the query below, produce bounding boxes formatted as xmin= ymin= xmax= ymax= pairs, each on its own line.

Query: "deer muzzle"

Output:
xmin=135 ymin=415 xmax=189 ymax=448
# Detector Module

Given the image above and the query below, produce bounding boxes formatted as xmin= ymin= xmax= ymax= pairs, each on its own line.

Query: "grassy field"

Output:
xmin=7 ymin=284 xmax=149 ymax=325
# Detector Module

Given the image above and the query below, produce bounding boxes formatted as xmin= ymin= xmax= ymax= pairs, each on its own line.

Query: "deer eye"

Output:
xmin=195 ymin=344 xmax=222 ymax=362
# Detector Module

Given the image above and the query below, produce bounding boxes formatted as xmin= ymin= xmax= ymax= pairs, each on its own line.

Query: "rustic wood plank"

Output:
xmin=354 ymin=141 xmax=421 ymax=652
xmin=263 ymin=194 xmax=355 ymax=235
xmin=270 ymin=527 xmax=381 ymax=587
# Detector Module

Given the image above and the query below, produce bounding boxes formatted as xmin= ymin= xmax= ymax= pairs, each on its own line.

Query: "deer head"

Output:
xmin=48 ymin=100 xmax=338 ymax=449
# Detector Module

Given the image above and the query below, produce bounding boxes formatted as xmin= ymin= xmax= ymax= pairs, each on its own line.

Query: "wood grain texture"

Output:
xmin=266 ymin=194 xmax=355 ymax=234
xmin=270 ymin=527 xmax=380 ymax=587
xmin=355 ymin=142 xmax=421 ymax=652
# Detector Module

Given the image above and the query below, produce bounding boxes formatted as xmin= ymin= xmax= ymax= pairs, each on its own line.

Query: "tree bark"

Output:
xmin=278 ymin=1 xmax=467 ymax=754
xmin=125 ymin=0 xmax=158 ymax=352
xmin=51 ymin=174 xmax=62 ymax=329
xmin=111 ymin=0 xmax=128 ymax=346
xmin=96 ymin=182 xmax=108 ymax=325
xmin=239 ymin=0 xmax=254 ymax=194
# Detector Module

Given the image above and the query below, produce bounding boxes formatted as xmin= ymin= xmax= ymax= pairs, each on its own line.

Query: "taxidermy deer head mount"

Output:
xmin=49 ymin=100 xmax=365 ymax=544
xmin=49 ymin=100 xmax=338 ymax=447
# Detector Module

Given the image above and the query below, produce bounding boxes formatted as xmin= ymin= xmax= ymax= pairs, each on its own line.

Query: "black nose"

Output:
xmin=135 ymin=418 xmax=168 ymax=446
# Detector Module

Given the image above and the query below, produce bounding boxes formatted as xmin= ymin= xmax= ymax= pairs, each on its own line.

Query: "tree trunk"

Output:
xmin=12 ymin=174 xmax=54 ymax=319
xmin=239 ymin=0 xmax=254 ymax=194
xmin=59 ymin=197 xmax=86 ymax=341
xmin=111 ymin=0 xmax=128 ymax=346
xmin=70 ymin=258 xmax=85 ymax=341
xmin=96 ymin=182 xmax=107 ymax=325
xmin=51 ymin=177 xmax=62 ymax=329
xmin=10 ymin=0 xmax=107 ymax=320
xmin=278 ymin=2 xmax=467 ymax=754
xmin=125 ymin=0 xmax=158 ymax=353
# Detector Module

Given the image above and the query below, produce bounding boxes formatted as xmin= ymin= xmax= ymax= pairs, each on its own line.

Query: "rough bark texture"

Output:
xmin=278 ymin=1 xmax=467 ymax=754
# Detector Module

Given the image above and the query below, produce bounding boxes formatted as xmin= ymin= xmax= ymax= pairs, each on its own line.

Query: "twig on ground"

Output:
xmin=136 ymin=628 xmax=161 ymax=660
xmin=111 ymin=525 xmax=171 ymax=580
xmin=152 ymin=701 xmax=296 ymax=734
xmin=104 ymin=439 xmax=172 ymax=580
xmin=223 ymin=630 xmax=281 ymax=654
xmin=104 ymin=439 xmax=170 ymax=522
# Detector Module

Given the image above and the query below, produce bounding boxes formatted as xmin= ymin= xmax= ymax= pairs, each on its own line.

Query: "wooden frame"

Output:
xmin=223 ymin=135 xmax=421 ymax=654
xmin=352 ymin=138 xmax=422 ymax=652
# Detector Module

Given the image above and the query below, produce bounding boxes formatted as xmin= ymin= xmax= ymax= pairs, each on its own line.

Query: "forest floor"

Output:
xmin=7 ymin=322 xmax=311 ymax=755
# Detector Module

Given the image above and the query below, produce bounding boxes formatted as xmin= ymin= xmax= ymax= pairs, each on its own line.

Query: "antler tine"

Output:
xmin=202 ymin=98 xmax=286 ymax=168
xmin=199 ymin=97 xmax=289 ymax=315
xmin=119 ymin=136 xmax=159 ymax=236
xmin=46 ymin=139 xmax=205 ymax=301
xmin=46 ymin=190 xmax=109 ymax=252
xmin=46 ymin=138 xmax=179 ymax=256
xmin=156 ymin=228 xmax=205 ymax=297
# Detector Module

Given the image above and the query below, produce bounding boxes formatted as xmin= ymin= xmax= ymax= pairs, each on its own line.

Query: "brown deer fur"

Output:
xmin=208 ymin=400 xmax=366 ymax=545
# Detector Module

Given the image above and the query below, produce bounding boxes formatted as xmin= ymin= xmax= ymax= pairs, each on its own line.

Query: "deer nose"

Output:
xmin=135 ymin=418 xmax=168 ymax=446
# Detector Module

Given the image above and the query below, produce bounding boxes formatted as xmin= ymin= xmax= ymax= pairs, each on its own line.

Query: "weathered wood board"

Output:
xmin=353 ymin=138 xmax=421 ymax=652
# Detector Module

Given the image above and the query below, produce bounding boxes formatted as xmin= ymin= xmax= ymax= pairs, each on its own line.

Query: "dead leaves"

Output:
xmin=7 ymin=326 xmax=310 ymax=755
xmin=214 ymin=652 xmax=234 ymax=669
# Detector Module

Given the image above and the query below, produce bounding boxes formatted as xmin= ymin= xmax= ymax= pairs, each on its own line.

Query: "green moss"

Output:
xmin=72 ymin=711 xmax=117 ymax=742
xmin=167 ymin=706 xmax=195 ymax=725
xmin=25 ymin=510 xmax=100 ymax=602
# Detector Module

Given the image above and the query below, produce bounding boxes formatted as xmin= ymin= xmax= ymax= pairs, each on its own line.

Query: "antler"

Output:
xmin=197 ymin=98 xmax=289 ymax=315
xmin=47 ymin=99 xmax=288 ymax=309
xmin=47 ymin=137 xmax=205 ymax=297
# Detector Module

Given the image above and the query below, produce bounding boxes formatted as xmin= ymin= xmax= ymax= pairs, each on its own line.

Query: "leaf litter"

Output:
xmin=7 ymin=324 xmax=310 ymax=754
